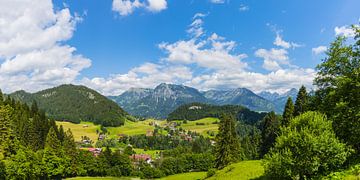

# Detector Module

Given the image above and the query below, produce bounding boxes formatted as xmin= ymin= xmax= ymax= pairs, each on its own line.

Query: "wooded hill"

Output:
xmin=167 ymin=102 xmax=267 ymax=125
xmin=9 ymin=84 xmax=129 ymax=126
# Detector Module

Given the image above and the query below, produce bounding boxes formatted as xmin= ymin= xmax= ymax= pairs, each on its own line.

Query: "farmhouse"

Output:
xmin=129 ymin=154 xmax=152 ymax=165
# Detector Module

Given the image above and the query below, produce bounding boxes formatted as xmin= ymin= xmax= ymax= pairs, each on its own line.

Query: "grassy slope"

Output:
xmin=56 ymin=118 xmax=219 ymax=143
xmin=159 ymin=172 xmax=207 ymax=180
xmin=107 ymin=119 xmax=167 ymax=137
xmin=66 ymin=177 xmax=138 ymax=180
xmin=57 ymin=121 xmax=101 ymax=143
xmin=175 ymin=117 xmax=219 ymax=136
xmin=208 ymin=160 xmax=265 ymax=180
xmin=159 ymin=160 xmax=264 ymax=180
xmin=133 ymin=148 xmax=161 ymax=158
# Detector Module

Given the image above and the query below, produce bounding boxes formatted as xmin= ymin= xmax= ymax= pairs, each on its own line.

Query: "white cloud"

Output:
xmin=112 ymin=0 xmax=167 ymax=16
xmin=112 ymin=0 xmax=143 ymax=16
xmin=210 ymin=0 xmax=225 ymax=4
xmin=186 ymin=68 xmax=315 ymax=94
xmin=273 ymin=33 xmax=301 ymax=49
xmin=0 ymin=0 xmax=91 ymax=93
xmin=82 ymin=14 xmax=314 ymax=95
xmin=312 ymin=46 xmax=327 ymax=55
xmin=255 ymin=48 xmax=289 ymax=71
xmin=335 ymin=25 xmax=356 ymax=37
xmin=147 ymin=0 xmax=167 ymax=12
xmin=239 ymin=4 xmax=249 ymax=11
xmin=159 ymin=34 xmax=248 ymax=72
xmin=82 ymin=64 xmax=192 ymax=95
xmin=187 ymin=18 xmax=205 ymax=38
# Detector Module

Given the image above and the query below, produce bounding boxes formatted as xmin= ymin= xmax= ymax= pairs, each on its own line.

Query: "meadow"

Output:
xmin=56 ymin=118 xmax=220 ymax=143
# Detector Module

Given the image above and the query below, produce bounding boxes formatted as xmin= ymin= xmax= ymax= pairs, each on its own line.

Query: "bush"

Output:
xmin=265 ymin=111 xmax=352 ymax=179
xmin=207 ymin=168 xmax=216 ymax=178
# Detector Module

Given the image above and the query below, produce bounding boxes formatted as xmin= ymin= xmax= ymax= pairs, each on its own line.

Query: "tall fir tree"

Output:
xmin=261 ymin=111 xmax=280 ymax=157
xmin=294 ymin=85 xmax=308 ymax=116
xmin=0 ymin=105 xmax=15 ymax=158
xmin=0 ymin=89 xmax=3 ymax=105
xmin=45 ymin=127 xmax=61 ymax=150
xmin=282 ymin=97 xmax=294 ymax=126
xmin=63 ymin=129 xmax=79 ymax=177
xmin=43 ymin=127 xmax=65 ymax=178
xmin=215 ymin=114 xmax=241 ymax=169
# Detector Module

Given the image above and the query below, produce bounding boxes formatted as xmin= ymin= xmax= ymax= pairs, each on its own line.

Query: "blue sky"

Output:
xmin=0 ymin=0 xmax=359 ymax=95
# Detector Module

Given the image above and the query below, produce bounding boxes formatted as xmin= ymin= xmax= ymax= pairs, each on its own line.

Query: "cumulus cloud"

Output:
xmin=0 ymin=0 xmax=90 ymax=93
xmin=112 ymin=0 xmax=143 ymax=16
xmin=112 ymin=0 xmax=167 ymax=16
xmin=335 ymin=25 xmax=356 ymax=37
xmin=312 ymin=46 xmax=327 ymax=55
xmin=147 ymin=0 xmax=167 ymax=12
xmin=255 ymin=48 xmax=289 ymax=71
xmin=82 ymin=13 xmax=315 ymax=95
xmin=274 ymin=33 xmax=301 ymax=49
xmin=82 ymin=63 xmax=192 ymax=95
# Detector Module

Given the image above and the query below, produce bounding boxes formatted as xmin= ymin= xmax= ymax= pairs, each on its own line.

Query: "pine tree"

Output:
xmin=45 ymin=127 xmax=61 ymax=150
xmin=0 ymin=105 xmax=14 ymax=158
xmin=58 ymin=125 xmax=65 ymax=143
xmin=215 ymin=114 xmax=241 ymax=169
xmin=261 ymin=111 xmax=280 ymax=157
xmin=0 ymin=89 xmax=3 ymax=105
xmin=30 ymin=100 xmax=38 ymax=118
xmin=63 ymin=129 xmax=79 ymax=177
xmin=294 ymin=85 xmax=308 ymax=116
xmin=282 ymin=97 xmax=294 ymax=126
xmin=43 ymin=127 xmax=65 ymax=178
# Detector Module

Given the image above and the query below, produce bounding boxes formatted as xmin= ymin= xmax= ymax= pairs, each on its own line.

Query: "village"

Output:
xmin=77 ymin=120 xmax=215 ymax=167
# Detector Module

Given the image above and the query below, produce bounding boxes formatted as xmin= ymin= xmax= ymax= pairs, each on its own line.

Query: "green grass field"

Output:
xmin=159 ymin=172 xmax=207 ymax=180
xmin=66 ymin=177 xmax=139 ymax=180
xmin=56 ymin=118 xmax=219 ymax=144
xmin=133 ymin=148 xmax=161 ymax=159
xmin=56 ymin=119 xmax=166 ymax=143
xmin=107 ymin=119 xmax=167 ymax=138
xmin=158 ymin=160 xmax=264 ymax=180
xmin=175 ymin=117 xmax=219 ymax=137
xmin=207 ymin=160 xmax=265 ymax=180
xmin=57 ymin=121 xmax=101 ymax=143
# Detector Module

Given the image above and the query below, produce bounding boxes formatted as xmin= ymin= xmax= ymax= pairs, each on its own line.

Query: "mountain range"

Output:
xmin=9 ymin=84 xmax=129 ymax=126
xmin=109 ymin=83 xmax=298 ymax=119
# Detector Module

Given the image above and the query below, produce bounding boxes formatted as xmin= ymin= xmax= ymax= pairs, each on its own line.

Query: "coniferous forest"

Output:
xmin=0 ymin=18 xmax=359 ymax=180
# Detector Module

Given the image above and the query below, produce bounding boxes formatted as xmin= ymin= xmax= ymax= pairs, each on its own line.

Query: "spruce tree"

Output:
xmin=0 ymin=89 xmax=3 ymax=105
xmin=45 ymin=127 xmax=61 ymax=150
xmin=63 ymin=129 xmax=79 ymax=177
xmin=30 ymin=100 xmax=38 ymax=118
xmin=282 ymin=97 xmax=294 ymax=126
xmin=294 ymin=85 xmax=308 ymax=116
xmin=58 ymin=125 xmax=65 ymax=143
xmin=215 ymin=114 xmax=241 ymax=169
xmin=261 ymin=111 xmax=280 ymax=157
xmin=43 ymin=127 xmax=65 ymax=178
xmin=0 ymin=105 xmax=14 ymax=158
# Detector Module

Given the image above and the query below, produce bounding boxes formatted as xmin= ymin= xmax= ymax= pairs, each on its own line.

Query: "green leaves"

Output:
xmin=265 ymin=112 xmax=352 ymax=179
xmin=314 ymin=25 xmax=360 ymax=151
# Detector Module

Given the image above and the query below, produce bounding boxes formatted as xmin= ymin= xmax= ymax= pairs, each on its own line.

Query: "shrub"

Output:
xmin=264 ymin=111 xmax=352 ymax=179
xmin=207 ymin=168 xmax=216 ymax=178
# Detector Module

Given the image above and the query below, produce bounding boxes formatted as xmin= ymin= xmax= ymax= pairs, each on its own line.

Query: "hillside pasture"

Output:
xmin=175 ymin=117 xmax=219 ymax=137
xmin=56 ymin=121 xmax=100 ymax=143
